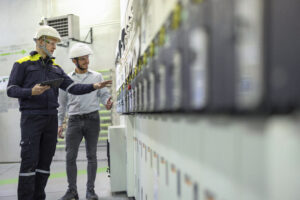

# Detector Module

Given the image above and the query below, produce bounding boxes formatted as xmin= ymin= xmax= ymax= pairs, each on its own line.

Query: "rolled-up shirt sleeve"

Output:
xmin=97 ymin=74 xmax=111 ymax=105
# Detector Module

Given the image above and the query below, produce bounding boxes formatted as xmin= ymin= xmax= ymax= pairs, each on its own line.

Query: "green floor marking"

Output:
xmin=0 ymin=166 xmax=108 ymax=186
xmin=0 ymin=178 xmax=18 ymax=185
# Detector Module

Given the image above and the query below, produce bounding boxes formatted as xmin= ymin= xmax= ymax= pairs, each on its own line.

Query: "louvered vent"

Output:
xmin=47 ymin=18 xmax=69 ymax=37
xmin=45 ymin=14 xmax=80 ymax=41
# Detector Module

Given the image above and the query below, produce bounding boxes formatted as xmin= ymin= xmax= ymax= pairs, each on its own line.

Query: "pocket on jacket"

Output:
xmin=48 ymin=67 xmax=63 ymax=79
xmin=26 ymin=66 xmax=43 ymax=83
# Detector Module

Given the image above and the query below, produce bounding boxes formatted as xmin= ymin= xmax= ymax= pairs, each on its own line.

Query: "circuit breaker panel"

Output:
xmin=264 ymin=0 xmax=300 ymax=112
xmin=115 ymin=0 xmax=300 ymax=114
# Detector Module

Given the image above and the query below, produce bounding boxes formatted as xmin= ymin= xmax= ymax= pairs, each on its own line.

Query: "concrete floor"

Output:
xmin=0 ymin=146 xmax=130 ymax=200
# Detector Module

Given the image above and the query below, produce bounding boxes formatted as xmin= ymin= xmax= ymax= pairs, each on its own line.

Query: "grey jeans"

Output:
xmin=65 ymin=111 xmax=100 ymax=191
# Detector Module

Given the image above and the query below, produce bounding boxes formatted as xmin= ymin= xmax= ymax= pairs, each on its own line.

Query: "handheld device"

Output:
xmin=40 ymin=78 xmax=64 ymax=88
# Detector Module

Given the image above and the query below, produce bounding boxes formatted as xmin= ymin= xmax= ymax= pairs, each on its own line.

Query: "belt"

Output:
xmin=69 ymin=111 xmax=98 ymax=119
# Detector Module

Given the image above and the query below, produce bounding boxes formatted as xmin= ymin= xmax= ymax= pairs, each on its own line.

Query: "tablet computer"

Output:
xmin=40 ymin=78 xmax=64 ymax=88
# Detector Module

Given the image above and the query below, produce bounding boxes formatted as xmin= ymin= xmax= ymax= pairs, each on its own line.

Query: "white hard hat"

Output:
xmin=69 ymin=43 xmax=93 ymax=59
xmin=34 ymin=25 xmax=61 ymax=42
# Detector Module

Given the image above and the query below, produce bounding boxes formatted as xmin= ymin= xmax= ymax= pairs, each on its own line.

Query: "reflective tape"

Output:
xmin=36 ymin=169 xmax=50 ymax=174
xmin=7 ymin=85 xmax=18 ymax=90
xmin=66 ymin=83 xmax=76 ymax=92
xmin=19 ymin=172 xmax=35 ymax=176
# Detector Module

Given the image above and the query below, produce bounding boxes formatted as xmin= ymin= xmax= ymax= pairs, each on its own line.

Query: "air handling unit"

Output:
xmin=45 ymin=14 xmax=80 ymax=41
xmin=43 ymin=14 xmax=93 ymax=47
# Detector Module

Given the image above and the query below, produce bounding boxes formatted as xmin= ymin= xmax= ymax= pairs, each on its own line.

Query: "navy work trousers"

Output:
xmin=18 ymin=114 xmax=58 ymax=200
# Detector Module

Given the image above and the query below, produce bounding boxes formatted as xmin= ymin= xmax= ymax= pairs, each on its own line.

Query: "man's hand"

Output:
xmin=105 ymin=97 xmax=113 ymax=110
xmin=32 ymin=84 xmax=50 ymax=95
xmin=93 ymin=80 xmax=112 ymax=90
xmin=58 ymin=126 xmax=64 ymax=139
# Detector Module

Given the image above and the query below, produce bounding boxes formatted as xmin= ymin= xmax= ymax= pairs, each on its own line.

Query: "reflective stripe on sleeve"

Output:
xmin=7 ymin=85 xmax=18 ymax=90
xmin=66 ymin=83 xmax=76 ymax=93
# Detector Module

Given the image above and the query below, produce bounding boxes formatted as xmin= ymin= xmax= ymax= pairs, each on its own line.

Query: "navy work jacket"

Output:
xmin=7 ymin=51 xmax=95 ymax=115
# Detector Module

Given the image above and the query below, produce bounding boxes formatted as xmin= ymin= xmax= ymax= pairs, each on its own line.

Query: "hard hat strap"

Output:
xmin=39 ymin=36 xmax=53 ymax=58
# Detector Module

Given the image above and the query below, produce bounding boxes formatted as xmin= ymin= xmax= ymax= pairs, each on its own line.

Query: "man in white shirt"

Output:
xmin=57 ymin=43 xmax=113 ymax=200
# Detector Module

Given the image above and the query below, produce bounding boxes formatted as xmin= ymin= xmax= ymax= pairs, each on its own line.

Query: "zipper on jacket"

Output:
xmin=41 ymin=58 xmax=49 ymax=109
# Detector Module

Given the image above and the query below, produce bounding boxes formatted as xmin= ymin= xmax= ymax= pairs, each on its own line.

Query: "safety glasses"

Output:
xmin=44 ymin=39 xmax=57 ymax=47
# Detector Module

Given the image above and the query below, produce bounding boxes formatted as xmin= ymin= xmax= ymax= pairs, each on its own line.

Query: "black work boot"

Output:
xmin=86 ymin=188 xmax=98 ymax=200
xmin=58 ymin=189 xmax=79 ymax=200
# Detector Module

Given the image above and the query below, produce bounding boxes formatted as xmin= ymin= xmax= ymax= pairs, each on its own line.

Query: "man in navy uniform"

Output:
xmin=6 ymin=25 xmax=112 ymax=200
